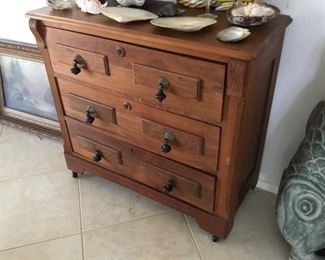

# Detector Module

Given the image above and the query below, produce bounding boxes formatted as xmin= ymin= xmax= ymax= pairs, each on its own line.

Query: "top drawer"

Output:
xmin=46 ymin=28 xmax=226 ymax=125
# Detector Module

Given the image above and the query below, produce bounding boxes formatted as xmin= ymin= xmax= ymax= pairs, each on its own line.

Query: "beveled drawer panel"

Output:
xmin=59 ymin=78 xmax=220 ymax=174
xmin=133 ymin=64 xmax=201 ymax=100
xmin=46 ymin=27 xmax=225 ymax=125
xmin=54 ymin=44 xmax=109 ymax=75
xmin=67 ymin=118 xmax=216 ymax=212
xmin=142 ymin=119 xmax=204 ymax=155
xmin=143 ymin=163 xmax=202 ymax=199
xmin=73 ymin=135 xmax=122 ymax=168
xmin=68 ymin=93 xmax=117 ymax=125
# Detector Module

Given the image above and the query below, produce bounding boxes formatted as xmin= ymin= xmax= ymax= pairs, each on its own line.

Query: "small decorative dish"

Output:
xmin=101 ymin=7 xmax=158 ymax=23
xmin=227 ymin=0 xmax=280 ymax=27
xmin=150 ymin=17 xmax=217 ymax=32
xmin=217 ymin=26 xmax=251 ymax=42
xmin=215 ymin=0 xmax=253 ymax=11
xmin=178 ymin=0 xmax=217 ymax=9
xmin=116 ymin=0 xmax=145 ymax=7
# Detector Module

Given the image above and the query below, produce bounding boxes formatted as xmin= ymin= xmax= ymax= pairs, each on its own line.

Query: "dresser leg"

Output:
xmin=212 ymin=235 xmax=220 ymax=243
xmin=72 ymin=172 xmax=79 ymax=178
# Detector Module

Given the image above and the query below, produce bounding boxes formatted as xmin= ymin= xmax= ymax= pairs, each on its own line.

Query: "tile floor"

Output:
xmin=0 ymin=123 xmax=291 ymax=260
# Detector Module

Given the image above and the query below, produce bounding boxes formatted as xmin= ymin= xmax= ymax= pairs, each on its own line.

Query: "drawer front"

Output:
xmin=67 ymin=118 xmax=216 ymax=212
xmin=46 ymin=27 xmax=226 ymax=125
xmin=72 ymin=135 xmax=123 ymax=168
xmin=59 ymin=78 xmax=220 ymax=174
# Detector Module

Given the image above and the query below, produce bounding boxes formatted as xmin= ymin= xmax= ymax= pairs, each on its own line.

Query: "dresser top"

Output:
xmin=27 ymin=2 xmax=292 ymax=61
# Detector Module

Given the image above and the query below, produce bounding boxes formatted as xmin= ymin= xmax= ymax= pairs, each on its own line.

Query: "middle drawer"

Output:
xmin=58 ymin=78 xmax=220 ymax=174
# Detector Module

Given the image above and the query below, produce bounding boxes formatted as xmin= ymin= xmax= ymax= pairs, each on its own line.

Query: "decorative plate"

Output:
xmin=101 ymin=7 xmax=158 ymax=23
xmin=150 ymin=17 xmax=217 ymax=32
xmin=217 ymin=26 xmax=251 ymax=42
xmin=178 ymin=0 xmax=217 ymax=9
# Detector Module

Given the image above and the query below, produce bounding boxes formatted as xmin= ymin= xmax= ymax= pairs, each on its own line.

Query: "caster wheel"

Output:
xmin=250 ymin=182 xmax=258 ymax=190
xmin=72 ymin=172 xmax=79 ymax=178
xmin=212 ymin=235 xmax=220 ymax=243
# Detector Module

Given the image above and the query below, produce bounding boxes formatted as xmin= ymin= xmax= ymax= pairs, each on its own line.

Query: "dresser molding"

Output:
xmin=28 ymin=5 xmax=291 ymax=240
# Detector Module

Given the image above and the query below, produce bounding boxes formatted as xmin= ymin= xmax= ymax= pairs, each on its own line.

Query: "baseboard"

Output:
xmin=257 ymin=178 xmax=279 ymax=194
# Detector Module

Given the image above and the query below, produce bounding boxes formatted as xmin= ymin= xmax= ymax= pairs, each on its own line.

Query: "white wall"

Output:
xmin=0 ymin=1 xmax=324 ymax=193
xmin=0 ymin=1 xmax=46 ymax=44
xmin=257 ymin=0 xmax=325 ymax=193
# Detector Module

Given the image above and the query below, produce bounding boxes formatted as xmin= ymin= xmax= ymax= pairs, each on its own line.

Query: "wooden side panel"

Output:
xmin=214 ymin=31 xmax=287 ymax=226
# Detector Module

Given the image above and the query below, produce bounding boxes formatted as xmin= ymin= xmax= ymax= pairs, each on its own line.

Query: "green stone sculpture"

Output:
xmin=276 ymin=101 xmax=325 ymax=260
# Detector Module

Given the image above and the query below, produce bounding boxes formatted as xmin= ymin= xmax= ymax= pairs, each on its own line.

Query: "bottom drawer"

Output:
xmin=67 ymin=118 xmax=216 ymax=212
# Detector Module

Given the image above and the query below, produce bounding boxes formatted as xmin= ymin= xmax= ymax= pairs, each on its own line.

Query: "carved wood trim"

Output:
xmin=29 ymin=19 xmax=45 ymax=50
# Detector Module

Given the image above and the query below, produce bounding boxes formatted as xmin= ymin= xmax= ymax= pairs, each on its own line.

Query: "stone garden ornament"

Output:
xmin=276 ymin=101 xmax=325 ymax=260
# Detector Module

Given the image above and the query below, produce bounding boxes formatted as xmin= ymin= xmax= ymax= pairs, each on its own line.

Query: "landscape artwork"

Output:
xmin=0 ymin=55 xmax=58 ymax=121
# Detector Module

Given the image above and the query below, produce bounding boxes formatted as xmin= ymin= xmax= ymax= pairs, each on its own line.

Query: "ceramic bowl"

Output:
xmin=226 ymin=3 xmax=280 ymax=27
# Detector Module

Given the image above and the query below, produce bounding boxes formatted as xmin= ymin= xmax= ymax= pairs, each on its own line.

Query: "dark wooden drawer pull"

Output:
xmin=155 ymin=77 xmax=169 ymax=103
xmin=116 ymin=47 xmax=126 ymax=57
xmin=123 ymin=102 xmax=132 ymax=111
xmin=161 ymin=132 xmax=174 ymax=153
xmin=163 ymin=180 xmax=174 ymax=194
xmin=93 ymin=150 xmax=102 ymax=162
xmin=70 ymin=55 xmax=84 ymax=75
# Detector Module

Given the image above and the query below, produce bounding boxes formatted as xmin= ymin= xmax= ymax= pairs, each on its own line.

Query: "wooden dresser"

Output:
xmin=27 ymin=5 xmax=291 ymax=240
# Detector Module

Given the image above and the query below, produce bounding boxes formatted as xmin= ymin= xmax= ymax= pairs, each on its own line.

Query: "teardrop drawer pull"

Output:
xmin=155 ymin=77 xmax=169 ymax=103
xmin=70 ymin=55 xmax=84 ymax=75
xmin=93 ymin=150 xmax=102 ymax=162
xmin=161 ymin=132 xmax=174 ymax=153
xmin=85 ymin=106 xmax=95 ymax=125
xmin=163 ymin=180 xmax=174 ymax=194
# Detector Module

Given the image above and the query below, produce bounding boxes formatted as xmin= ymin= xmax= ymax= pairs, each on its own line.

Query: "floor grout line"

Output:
xmin=0 ymin=232 xmax=81 ymax=253
xmin=184 ymin=214 xmax=204 ymax=260
xmin=0 ymin=166 xmax=69 ymax=183
xmin=82 ymin=209 xmax=175 ymax=235
xmin=0 ymin=123 xmax=63 ymax=143
xmin=78 ymin=177 xmax=85 ymax=260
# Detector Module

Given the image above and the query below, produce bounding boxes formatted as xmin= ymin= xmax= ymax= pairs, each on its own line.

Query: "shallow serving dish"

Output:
xmin=101 ymin=7 xmax=158 ymax=23
xmin=150 ymin=17 xmax=217 ymax=32
xmin=217 ymin=26 xmax=251 ymax=42
xmin=178 ymin=0 xmax=217 ymax=9
xmin=227 ymin=3 xmax=280 ymax=27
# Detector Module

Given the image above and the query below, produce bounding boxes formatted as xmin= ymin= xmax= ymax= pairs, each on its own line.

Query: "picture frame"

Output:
xmin=0 ymin=39 xmax=61 ymax=137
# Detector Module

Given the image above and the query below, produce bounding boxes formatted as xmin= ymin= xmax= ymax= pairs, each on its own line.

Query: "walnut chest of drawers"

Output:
xmin=27 ymin=5 xmax=291 ymax=240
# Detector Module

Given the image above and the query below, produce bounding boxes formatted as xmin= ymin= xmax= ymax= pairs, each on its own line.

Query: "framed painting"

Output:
xmin=0 ymin=39 xmax=60 ymax=136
